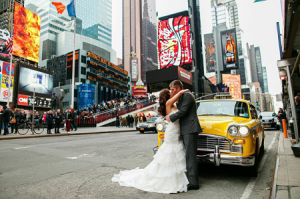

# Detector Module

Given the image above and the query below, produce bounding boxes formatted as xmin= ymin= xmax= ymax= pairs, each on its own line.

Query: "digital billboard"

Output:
xmin=158 ymin=14 xmax=192 ymax=69
xmin=222 ymin=74 xmax=242 ymax=99
xmin=13 ymin=3 xmax=40 ymax=63
xmin=17 ymin=94 xmax=52 ymax=108
xmin=220 ymin=28 xmax=239 ymax=70
xmin=78 ymin=84 xmax=95 ymax=110
xmin=204 ymin=33 xmax=215 ymax=72
xmin=0 ymin=61 xmax=14 ymax=102
xmin=66 ymin=50 xmax=79 ymax=79
xmin=18 ymin=64 xmax=53 ymax=98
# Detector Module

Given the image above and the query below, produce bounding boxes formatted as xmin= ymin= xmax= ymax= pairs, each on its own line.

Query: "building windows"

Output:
xmin=81 ymin=67 xmax=86 ymax=75
xmin=63 ymin=101 xmax=69 ymax=108
xmin=81 ymin=55 xmax=86 ymax=63
xmin=81 ymin=78 xmax=86 ymax=84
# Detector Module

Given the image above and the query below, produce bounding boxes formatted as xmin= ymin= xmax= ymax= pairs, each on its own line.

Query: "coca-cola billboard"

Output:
xmin=220 ymin=28 xmax=239 ymax=70
xmin=158 ymin=13 xmax=192 ymax=69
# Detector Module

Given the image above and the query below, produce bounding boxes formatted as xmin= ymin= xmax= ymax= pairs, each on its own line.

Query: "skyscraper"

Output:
xmin=262 ymin=66 xmax=269 ymax=93
xmin=254 ymin=47 xmax=264 ymax=92
xmin=123 ymin=0 xmax=157 ymax=84
xmin=25 ymin=0 xmax=112 ymax=67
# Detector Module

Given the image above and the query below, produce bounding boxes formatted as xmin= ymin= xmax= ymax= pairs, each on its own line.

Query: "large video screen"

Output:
xmin=13 ymin=3 xmax=41 ymax=63
xmin=158 ymin=14 xmax=192 ymax=69
xmin=18 ymin=65 xmax=53 ymax=98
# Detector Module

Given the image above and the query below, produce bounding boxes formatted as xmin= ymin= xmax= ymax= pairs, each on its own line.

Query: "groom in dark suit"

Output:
xmin=166 ymin=80 xmax=202 ymax=190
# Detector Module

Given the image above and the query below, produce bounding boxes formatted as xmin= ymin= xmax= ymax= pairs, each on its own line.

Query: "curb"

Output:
xmin=0 ymin=129 xmax=137 ymax=140
xmin=270 ymin=133 xmax=283 ymax=199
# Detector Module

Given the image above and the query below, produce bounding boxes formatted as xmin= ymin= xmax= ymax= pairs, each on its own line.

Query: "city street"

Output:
xmin=0 ymin=129 xmax=279 ymax=199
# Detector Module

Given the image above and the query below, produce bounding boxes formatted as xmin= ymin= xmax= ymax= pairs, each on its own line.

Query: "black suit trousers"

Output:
xmin=182 ymin=133 xmax=199 ymax=186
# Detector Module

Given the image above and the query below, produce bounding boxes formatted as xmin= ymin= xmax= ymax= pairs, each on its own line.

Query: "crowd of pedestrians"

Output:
xmin=0 ymin=94 xmax=158 ymax=136
xmin=115 ymin=113 xmax=150 ymax=128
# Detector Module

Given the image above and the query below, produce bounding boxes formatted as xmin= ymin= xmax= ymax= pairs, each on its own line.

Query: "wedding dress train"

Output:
xmin=112 ymin=110 xmax=188 ymax=194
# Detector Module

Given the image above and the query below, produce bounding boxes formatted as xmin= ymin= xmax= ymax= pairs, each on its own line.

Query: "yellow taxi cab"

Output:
xmin=155 ymin=98 xmax=265 ymax=177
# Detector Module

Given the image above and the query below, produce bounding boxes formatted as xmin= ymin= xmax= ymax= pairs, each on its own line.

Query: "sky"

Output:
xmin=112 ymin=0 xmax=283 ymax=96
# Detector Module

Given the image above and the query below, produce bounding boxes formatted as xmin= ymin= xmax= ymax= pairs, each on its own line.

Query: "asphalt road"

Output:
xmin=0 ymin=129 xmax=279 ymax=199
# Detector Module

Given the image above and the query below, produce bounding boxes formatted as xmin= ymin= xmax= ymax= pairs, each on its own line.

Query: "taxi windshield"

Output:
xmin=197 ymin=101 xmax=249 ymax=118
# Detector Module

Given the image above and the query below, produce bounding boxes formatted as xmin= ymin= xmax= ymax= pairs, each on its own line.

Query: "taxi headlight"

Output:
xmin=239 ymin=126 xmax=250 ymax=136
xmin=228 ymin=126 xmax=239 ymax=136
xmin=156 ymin=123 xmax=164 ymax=131
xmin=149 ymin=124 xmax=155 ymax=127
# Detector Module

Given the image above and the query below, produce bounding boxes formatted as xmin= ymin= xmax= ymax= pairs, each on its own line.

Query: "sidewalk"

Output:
xmin=0 ymin=126 xmax=137 ymax=140
xmin=273 ymin=132 xmax=300 ymax=199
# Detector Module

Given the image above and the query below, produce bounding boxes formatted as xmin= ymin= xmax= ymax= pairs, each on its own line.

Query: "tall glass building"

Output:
xmin=25 ymin=0 xmax=112 ymax=67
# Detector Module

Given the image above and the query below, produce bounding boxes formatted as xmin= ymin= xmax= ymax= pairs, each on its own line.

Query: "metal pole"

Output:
xmin=71 ymin=3 xmax=76 ymax=109
xmin=286 ymin=66 xmax=299 ymax=142
xmin=32 ymin=88 xmax=35 ymax=134
xmin=7 ymin=53 xmax=12 ymax=107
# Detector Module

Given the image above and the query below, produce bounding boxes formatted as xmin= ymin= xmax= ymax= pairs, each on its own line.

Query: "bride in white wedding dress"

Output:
xmin=112 ymin=88 xmax=190 ymax=194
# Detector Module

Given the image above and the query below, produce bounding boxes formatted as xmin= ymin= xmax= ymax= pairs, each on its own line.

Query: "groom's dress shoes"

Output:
xmin=187 ymin=185 xmax=199 ymax=190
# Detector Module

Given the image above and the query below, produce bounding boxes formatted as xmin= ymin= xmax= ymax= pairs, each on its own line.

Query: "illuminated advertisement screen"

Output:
xmin=158 ymin=15 xmax=192 ymax=69
xmin=220 ymin=28 xmax=239 ymax=70
xmin=222 ymin=74 xmax=242 ymax=99
xmin=0 ymin=61 xmax=14 ymax=102
xmin=78 ymin=84 xmax=95 ymax=110
xmin=18 ymin=64 xmax=53 ymax=98
xmin=13 ymin=3 xmax=41 ymax=63
xmin=67 ymin=50 xmax=79 ymax=79
xmin=204 ymin=33 xmax=215 ymax=72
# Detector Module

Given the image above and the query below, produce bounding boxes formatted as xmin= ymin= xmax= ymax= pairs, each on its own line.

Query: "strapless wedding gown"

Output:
xmin=111 ymin=109 xmax=188 ymax=194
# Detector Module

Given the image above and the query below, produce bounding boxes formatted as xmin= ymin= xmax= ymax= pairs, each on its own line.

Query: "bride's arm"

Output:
xmin=166 ymin=89 xmax=189 ymax=108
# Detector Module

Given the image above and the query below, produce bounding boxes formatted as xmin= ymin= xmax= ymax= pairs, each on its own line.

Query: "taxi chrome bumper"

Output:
xmin=197 ymin=146 xmax=255 ymax=166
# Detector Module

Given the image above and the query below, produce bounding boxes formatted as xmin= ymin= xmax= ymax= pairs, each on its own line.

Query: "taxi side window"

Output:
xmin=250 ymin=105 xmax=258 ymax=119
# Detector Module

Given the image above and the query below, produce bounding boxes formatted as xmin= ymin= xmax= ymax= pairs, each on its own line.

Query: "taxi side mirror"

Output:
xmin=272 ymin=113 xmax=276 ymax=117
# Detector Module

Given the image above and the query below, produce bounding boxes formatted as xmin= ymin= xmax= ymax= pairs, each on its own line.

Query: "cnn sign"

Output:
xmin=18 ymin=95 xmax=28 ymax=106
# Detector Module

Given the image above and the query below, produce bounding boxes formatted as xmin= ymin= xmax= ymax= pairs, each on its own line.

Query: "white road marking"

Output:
xmin=240 ymin=132 xmax=279 ymax=199
xmin=66 ymin=153 xmax=97 ymax=160
xmin=14 ymin=146 xmax=31 ymax=150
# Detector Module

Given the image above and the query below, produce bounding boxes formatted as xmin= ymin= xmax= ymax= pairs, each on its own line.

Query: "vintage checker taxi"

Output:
xmin=155 ymin=99 xmax=265 ymax=177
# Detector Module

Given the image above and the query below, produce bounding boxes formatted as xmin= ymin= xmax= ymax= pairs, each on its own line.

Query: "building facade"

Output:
xmin=25 ymin=0 xmax=112 ymax=68
xmin=123 ymin=0 xmax=157 ymax=86
xmin=0 ymin=0 xmax=24 ymax=33
xmin=262 ymin=66 xmax=269 ymax=93
xmin=46 ymin=32 xmax=128 ymax=110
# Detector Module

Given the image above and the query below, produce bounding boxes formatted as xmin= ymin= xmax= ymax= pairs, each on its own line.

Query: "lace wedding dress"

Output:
xmin=112 ymin=109 xmax=188 ymax=194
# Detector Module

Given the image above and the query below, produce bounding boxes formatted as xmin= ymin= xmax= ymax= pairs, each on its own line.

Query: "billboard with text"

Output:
xmin=222 ymin=74 xmax=242 ymax=99
xmin=0 ymin=61 xmax=14 ymax=102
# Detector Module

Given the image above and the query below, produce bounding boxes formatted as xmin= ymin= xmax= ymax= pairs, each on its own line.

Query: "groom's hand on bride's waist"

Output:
xmin=166 ymin=115 xmax=170 ymax=122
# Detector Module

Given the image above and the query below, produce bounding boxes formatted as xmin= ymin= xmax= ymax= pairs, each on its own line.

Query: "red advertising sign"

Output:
xmin=18 ymin=94 xmax=29 ymax=106
xmin=158 ymin=15 xmax=192 ymax=69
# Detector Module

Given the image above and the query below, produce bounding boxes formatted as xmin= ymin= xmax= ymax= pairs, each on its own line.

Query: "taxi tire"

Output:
xmin=260 ymin=139 xmax=265 ymax=155
xmin=249 ymin=143 xmax=259 ymax=177
xmin=140 ymin=131 xmax=144 ymax=134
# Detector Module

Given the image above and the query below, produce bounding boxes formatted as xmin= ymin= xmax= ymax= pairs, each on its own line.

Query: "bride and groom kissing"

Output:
xmin=112 ymin=80 xmax=202 ymax=194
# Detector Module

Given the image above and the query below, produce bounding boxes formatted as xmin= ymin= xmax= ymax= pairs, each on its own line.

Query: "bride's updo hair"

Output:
xmin=158 ymin=89 xmax=170 ymax=117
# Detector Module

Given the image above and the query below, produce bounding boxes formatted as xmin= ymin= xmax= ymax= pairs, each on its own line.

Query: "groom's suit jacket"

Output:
xmin=169 ymin=92 xmax=202 ymax=135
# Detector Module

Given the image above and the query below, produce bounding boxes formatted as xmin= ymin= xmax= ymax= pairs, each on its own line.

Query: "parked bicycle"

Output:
xmin=18 ymin=121 xmax=44 ymax=135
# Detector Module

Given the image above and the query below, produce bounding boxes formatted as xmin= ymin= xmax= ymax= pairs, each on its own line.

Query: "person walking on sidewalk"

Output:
xmin=70 ymin=109 xmax=77 ymax=131
xmin=134 ymin=114 xmax=138 ymax=127
xmin=295 ymin=96 xmax=300 ymax=137
xmin=277 ymin=108 xmax=287 ymax=132
xmin=2 ymin=105 xmax=12 ymax=135
xmin=65 ymin=108 xmax=72 ymax=133
xmin=116 ymin=114 xmax=120 ymax=128
xmin=54 ymin=109 xmax=63 ymax=134
xmin=46 ymin=110 xmax=54 ymax=134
